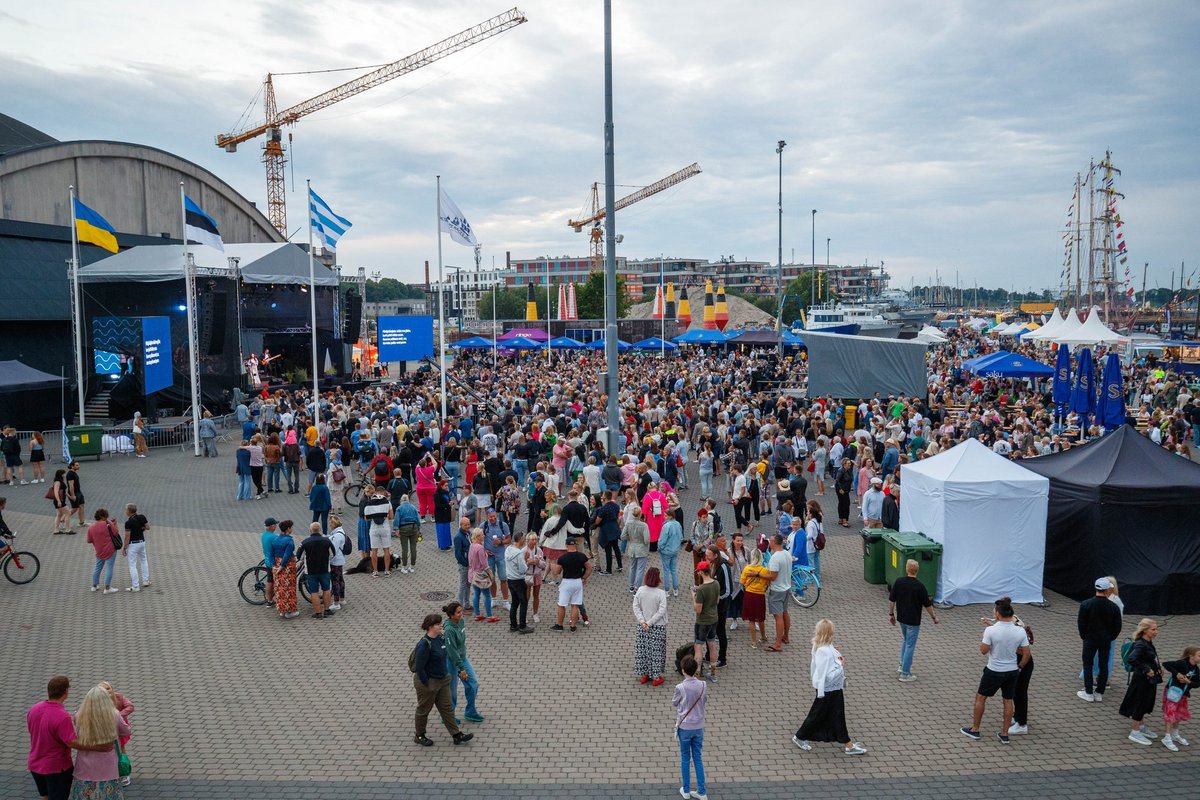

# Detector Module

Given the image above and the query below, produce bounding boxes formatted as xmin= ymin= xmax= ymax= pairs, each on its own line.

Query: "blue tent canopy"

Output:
xmin=449 ymin=336 xmax=495 ymax=349
xmin=968 ymin=351 xmax=1055 ymax=378
xmin=673 ymin=329 xmax=728 ymax=344
xmin=632 ymin=337 xmax=679 ymax=351
xmin=548 ymin=336 xmax=586 ymax=349
xmin=781 ymin=330 xmax=806 ymax=347
xmin=586 ymin=337 xmax=633 ymax=352
xmin=504 ymin=336 xmax=545 ymax=350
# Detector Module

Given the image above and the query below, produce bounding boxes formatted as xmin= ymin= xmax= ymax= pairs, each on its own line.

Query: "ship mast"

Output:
xmin=1092 ymin=151 xmax=1123 ymax=320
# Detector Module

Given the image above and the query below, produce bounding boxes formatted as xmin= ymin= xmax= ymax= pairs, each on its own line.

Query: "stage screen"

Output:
xmin=140 ymin=316 xmax=172 ymax=394
xmin=377 ymin=315 xmax=434 ymax=362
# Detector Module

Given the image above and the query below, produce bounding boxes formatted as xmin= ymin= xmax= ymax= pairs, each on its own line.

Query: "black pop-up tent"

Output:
xmin=1020 ymin=425 xmax=1200 ymax=615
xmin=0 ymin=360 xmax=68 ymax=431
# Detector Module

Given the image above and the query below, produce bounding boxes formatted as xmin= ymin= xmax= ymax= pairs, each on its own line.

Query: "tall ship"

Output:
xmin=1060 ymin=150 xmax=1134 ymax=324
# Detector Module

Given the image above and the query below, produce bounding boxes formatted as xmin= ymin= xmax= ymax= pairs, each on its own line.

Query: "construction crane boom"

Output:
xmin=567 ymin=162 xmax=701 ymax=231
xmin=216 ymin=7 xmax=527 ymax=235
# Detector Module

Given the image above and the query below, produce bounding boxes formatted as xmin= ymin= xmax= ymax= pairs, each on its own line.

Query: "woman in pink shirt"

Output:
xmin=641 ymin=482 xmax=668 ymax=549
xmin=467 ymin=529 xmax=499 ymax=622
xmin=553 ymin=440 xmax=572 ymax=488
xmin=70 ymin=685 xmax=131 ymax=797
xmin=86 ymin=508 xmax=120 ymax=594
xmin=414 ymin=453 xmax=439 ymax=521
xmin=855 ymin=455 xmax=874 ymax=513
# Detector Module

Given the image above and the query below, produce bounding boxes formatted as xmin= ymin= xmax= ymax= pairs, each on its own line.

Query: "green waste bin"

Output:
xmin=861 ymin=527 xmax=890 ymax=585
xmin=882 ymin=530 xmax=943 ymax=598
xmin=65 ymin=425 xmax=104 ymax=461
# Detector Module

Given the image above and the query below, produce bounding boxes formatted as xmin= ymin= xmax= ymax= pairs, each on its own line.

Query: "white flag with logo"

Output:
xmin=438 ymin=187 xmax=479 ymax=247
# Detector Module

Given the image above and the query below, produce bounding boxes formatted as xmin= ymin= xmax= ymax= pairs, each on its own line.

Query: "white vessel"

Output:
xmin=802 ymin=302 xmax=901 ymax=338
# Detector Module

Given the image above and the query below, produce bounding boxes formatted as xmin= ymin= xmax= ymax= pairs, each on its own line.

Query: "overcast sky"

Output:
xmin=5 ymin=1 xmax=1198 ymax=292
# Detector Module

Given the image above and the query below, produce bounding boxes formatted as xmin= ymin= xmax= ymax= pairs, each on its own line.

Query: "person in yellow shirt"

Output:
xmin=739 ymin=548 xmax=772 ymax=648
xmin=305 ymin=423 xmax=319 ymax=448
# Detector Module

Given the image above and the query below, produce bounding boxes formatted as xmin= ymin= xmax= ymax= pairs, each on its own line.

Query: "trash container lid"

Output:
xmin=881 ymin=530 xmax=942 ymax=553
xmin=859 ymin=528 xmax=885 ymax=542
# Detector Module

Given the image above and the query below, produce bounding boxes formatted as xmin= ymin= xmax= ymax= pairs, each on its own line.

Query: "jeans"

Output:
xmin=92 ymin=555 xmax=116 ymax=587
xmin=1082 ymin=639 xmax=1112 ymax=695
xmin=660 ymin=551 xmax=680 ymax=591
xmin=699 ymin=470 xmax=713 ymax=498
xmin=472 ymin=584 xmax=493 ymax=616
xmin=444 ymin=461 xmax=460 ymax=494
xmin=514 ymin=460 xmax=528 ymax=491
xmin=899 ymin=622 xmax=921 ymax=674
xmin=266 ymin=463 xmax=282 ymax=491
xmin=284 ymin=463 xmax=300 ymax=492
xmin=447 ymin=656 xmax=479 ymax=717
xmin=458 ymin=564 xmax=470 ymax=608
xmin=126 ymin=541 xmax=149 ymax=589
xmin=236 ymin=473 xmax=253 ymax=500
xmin=312 ymin=509 xmax=329 ymax=534
xmin=508 ymin=578 xmax=528 ymax=628
xmin=809 ymin=551 xmax=821 ymax=582
xmin=678 ymin=727 xmax=705 ymax=795
xmin=628 ymin=556 xmax=647 ymax=590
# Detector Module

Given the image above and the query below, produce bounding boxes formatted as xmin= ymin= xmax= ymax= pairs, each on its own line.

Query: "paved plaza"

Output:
xmin=2 ymin=445 xmax=1197 ymax=799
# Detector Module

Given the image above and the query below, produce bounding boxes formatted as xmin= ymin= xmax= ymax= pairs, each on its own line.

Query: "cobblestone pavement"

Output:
xmin=1 ymin=448 xmax=1196 ymax=798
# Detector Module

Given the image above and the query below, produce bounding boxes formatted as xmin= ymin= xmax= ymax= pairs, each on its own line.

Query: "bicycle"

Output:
xmin=1 ymin=532 xmax=40 ymax=584
xmin=790 ymin=563 xmax=820 ymax=608
xmin=238 ymin=555 xmax=309 ymax=605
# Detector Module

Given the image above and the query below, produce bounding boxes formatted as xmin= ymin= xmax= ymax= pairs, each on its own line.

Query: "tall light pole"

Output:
xmin=826 ymin=237 xmax=830 ymax=268
xmin=776 ymin=140 xmax=786 ymax=345
xmin=602 ymin=0 xmax=620 ymax=456
xmin=811 ymin=209 xmax=817 ymax=305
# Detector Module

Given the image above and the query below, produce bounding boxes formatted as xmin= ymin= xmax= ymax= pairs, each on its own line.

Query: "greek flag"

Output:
xmin=309 ymin=188 xmax=352 ymax=252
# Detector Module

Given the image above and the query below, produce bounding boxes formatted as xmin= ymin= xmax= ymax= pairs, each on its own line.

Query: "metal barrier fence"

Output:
xmin=11 ymin=422 xmax=198 ymax=461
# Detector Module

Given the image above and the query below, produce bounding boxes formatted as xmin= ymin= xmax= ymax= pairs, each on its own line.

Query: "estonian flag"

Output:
xmin=73 ymin=198 xmax=118 ymax=253
xmin=184 ymin=195 xmax=224 ymax=252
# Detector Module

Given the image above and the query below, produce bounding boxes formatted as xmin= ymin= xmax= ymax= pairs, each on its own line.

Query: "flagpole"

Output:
xmin=306 ymin=180 xmax=321 ymax=420
xmin=180 ymin=182 xmax=201 ymax=456
xmin=545 ymin=260 xmax=551 ymax=367
xmin=491 ymin=279 xmax=497 ymax=371
xmin=436 ymin=176 xmax=448 ymax=423
xmin=68 ymin=185 xmax=86 ymax=425
xmin=660 ymin=256 xmax=665 ymax=358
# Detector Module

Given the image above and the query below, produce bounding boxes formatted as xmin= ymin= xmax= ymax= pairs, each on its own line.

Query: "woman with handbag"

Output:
xmin=49 ymin=468 xmax=71 ymax=534
xmin=98 ymin=681 xmax=135 ymax=787
xmin=672 ymin=656 xmax=707 ymax=800
xmin=70 ymin=684 xmax=131 ymax=799
xmin=326 ymin=444 xmax=346 ymax=511
xmin=1119 ymin=618 xmax=1164 ymax=745
xmin=468 ymin=529 xmax=500 ymax=622
xmin=86 ymin=509 xmax=121 ymax=594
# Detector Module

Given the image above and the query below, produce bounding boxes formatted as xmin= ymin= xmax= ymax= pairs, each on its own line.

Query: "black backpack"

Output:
xmin=338 ymin=529 xmax=352 ymax=556
xmin=374 ymin=458 xmax=390 ymax=479
xmin=711 ymin=510 xmax=723 ymax=534
xmin=408 ymin=637 xmax=426 ymax=673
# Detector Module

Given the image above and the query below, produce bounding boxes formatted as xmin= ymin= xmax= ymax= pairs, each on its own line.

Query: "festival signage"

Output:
xmin=377 ymin=315 xmax=434 ymax=362
xmin=140 ymin=316 xmax=172 ymax=394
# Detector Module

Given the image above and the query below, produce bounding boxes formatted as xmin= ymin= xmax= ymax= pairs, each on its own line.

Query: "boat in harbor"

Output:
xmin=801 ymin=302 xmax=901 ymax=338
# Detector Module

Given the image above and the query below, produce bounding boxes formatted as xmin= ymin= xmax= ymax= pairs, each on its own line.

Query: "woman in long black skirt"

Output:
xmin=1119 ymin=618 xmax=1163 ymax=745
xmin=792 ymin=618 xmax=867 ymax=755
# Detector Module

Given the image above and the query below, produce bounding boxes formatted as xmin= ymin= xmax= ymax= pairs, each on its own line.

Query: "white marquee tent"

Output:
xmin=899 ymin=439 xmax=1049 ymax=605
xmin=1023 ymin=307 xmax=1066 ymax=342
xmin=1051 ymin=306 xmax=1125 ymax=347
xmin=915 ymin=325 xmax=949 ymax=344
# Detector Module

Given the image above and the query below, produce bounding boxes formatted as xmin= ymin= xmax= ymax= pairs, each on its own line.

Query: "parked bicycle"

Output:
xmin=790 ymin=563 xmax=820 ymax=608
xmin=238 ymin=554 xmax=309 ymax=605
xmin=1 ymin=532 xmax=40 ymax=584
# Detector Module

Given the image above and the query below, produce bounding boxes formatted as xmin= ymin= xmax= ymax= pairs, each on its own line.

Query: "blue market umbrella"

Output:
xmin=586 ymin=338 xmax=633 ymax=352
xmin=548 ymin=336 xmax=586 ymax=349
xmin=504 ymin=336 xmax=544 ymax=350
xmin=632 ymin=337 xmax=679 ymax=352
xmin=1096 ymin=351 xmax=1126 ymax=429
xmin=449 ymin=336 xmax=495 ymax=349
xmin=673 ymin=329 xmax=728 ymax=345
xmin=1068 ymin=346 xmax=1095 ymax=431
xmin=1052 ymin=343 xmax=1071 ymax=420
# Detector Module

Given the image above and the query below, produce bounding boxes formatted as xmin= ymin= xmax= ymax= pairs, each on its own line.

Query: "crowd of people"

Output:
xmin=17 ymin=318 xmax=1200 ymax=798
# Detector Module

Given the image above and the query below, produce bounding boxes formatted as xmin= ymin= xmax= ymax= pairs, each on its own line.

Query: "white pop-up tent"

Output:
xmin=1051 ymin=306 xmax=1125 ymax=347
xmin=899 ymin=439 xmax=1049 ymax=605
xmin=1024 ymin=307 xmax=1066 ymax=342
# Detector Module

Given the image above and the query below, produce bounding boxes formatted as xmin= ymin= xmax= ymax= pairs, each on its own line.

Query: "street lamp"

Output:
xmin=776 ymin=140 xmax=786 ymax=350
xmin=811 ymin=209 xmax=817 ymax=305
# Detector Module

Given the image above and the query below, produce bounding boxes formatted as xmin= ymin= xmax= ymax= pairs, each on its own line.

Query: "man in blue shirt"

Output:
xmin=481 ymin=509 xmax=511 ymax=610
xmin=880 ymin=439 xmax=900 ymax=478
xmin=258 ymin=517 xmax=278 ymax=605
xmin=862 ymin=477 xmax=885 ymax=527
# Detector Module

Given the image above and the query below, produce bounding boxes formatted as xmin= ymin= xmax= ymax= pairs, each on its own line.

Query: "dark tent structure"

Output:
xmin=802 ymin=329 xmax=929 ymax=399
xmin=0 ymin=360 xmax=68 ymax=431
xmin=1020 ymin=425 xmax=1200 ymax=614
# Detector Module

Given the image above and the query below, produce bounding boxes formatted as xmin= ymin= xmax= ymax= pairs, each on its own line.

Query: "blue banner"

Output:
xmin=377 ymin=315 xmax=434 ymax=362
xmin=141 ymin=316 xmax=173 ymax=394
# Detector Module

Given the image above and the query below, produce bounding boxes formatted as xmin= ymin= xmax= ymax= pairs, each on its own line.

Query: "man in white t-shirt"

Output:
xmin=730 ymin=466 xmax=750 ymax=534
xmin=763 ymin=534 xmax=792 ymax=652
xmin=960 ymin=599 xmax=1030 ymax=744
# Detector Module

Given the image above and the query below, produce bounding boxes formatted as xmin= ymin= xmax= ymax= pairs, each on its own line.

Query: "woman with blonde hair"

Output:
xmin=1119 ymin=618 xmax=1164 ymax=745
xmin=792 ymin=619 xmax=867 ymax=755
xmin=739 ymin=548 xmax=771 ymax=648
xmin=70 ymin=685 xmax=131 ymax=797
xmin=97 ymin=681 xmax=135 ymax=786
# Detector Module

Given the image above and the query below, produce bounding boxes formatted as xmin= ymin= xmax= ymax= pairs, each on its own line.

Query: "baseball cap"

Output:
xmin=264 ymin=517 xmax=278 ymax=527
xmin=1095 ymin=577 xmax=1114 ymax=591
xmin=870 ymin=477 xmax=883 ymax=486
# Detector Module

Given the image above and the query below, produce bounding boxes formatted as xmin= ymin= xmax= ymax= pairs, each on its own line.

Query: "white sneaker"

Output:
xmin=533 ymin=614 xmax=540 ymax=623
xmin=690 ymin=793 xmax=708 ymax=800
xmin=103 ymin=588 xmax=119 ymax=594
xmin=329 ymin=603 xmax=342 ymax=611
xmin=899 ymin=673 xmax=917 ymax=682
xmin=672 ymin=589 xmax=679 ymax=597
xmin=1007 ymin=723 xmax=1028 ymax=735
xmin=1076 ymin=691 xmax=1094 ymax=702
xmin=19 ymin=480 xmax=27 ymax=485
xmin=1162 ymin=735 xmax=1179 ymax=752
xmin=1173 ymin=732 xmax=1189 ymax=746
xmin=1140 ymin=726 xmax=1156 ymax=739
xmin=126 ymin=587 xmax=140 ymax=592
xmin=843 ymin=743 xmax=867 ymax=755
xmin=679 ymin=788 xmax=689 ymax=799
xmin=1129 ymin=731 xmax=1152 ymax=745
xmin=89 ymin=586 xmax=98 ymax=592
xmin=792 ymin=735 xmax=812 ymax=751
xmin=1093 ymin=692 xmax=1103 ymax=702
xmin=729 ymin=620 xmax=738 ymax=630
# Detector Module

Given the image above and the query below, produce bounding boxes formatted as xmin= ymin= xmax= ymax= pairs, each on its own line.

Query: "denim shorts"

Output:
xmin=488 ymin=554 xmax=507 ymax=581
xmin=305 ymin=572 xmax=332 ymax=593
xmin=693 ymin=622 xmax=718 ymax=644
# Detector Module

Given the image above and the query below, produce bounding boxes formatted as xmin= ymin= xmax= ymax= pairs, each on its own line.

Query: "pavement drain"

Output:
xmin=419 ymin=591 xmax=452 ymax=602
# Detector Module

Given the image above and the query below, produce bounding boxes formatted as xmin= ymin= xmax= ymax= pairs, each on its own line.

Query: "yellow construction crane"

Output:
xmin=568 ymin=163 xmax=701 ymax=274
xmin=216 ymin=8 xmax=527 ymax=237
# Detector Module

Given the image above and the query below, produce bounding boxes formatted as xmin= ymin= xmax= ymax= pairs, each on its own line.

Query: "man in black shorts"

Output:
xmin=66 ymin=462 xmax=85 ymax=528
xmin=960 ymin=600 xmax=1030 ymax=744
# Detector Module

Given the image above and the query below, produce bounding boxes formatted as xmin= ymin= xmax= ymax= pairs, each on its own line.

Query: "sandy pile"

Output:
xmin=625 ymin=292 xmax=776 ymax=330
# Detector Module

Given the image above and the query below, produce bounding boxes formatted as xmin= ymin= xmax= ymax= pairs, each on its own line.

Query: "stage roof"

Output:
xmin=78 ymin=243 xmax=338 ymax=286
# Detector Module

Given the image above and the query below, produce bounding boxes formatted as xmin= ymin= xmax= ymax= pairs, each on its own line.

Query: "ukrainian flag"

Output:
xmin=73 ymin=198 xmax=118 ymax=253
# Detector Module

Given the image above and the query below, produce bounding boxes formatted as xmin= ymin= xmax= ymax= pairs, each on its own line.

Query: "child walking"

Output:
xmin=1161 ymin=645 xmax=1199 ymax=751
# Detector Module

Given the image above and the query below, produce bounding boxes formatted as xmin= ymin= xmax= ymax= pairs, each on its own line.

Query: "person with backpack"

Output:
xmin=410 ymin=613 xmax=473 ymax=747
xmin=640 ymin=481 xmax=668 ymax=553
xmin=1075 ymin=577 xmax=1124 ymax=703
xmin=368 ymin=449 xmax=393 ymax=490
xmin=1160 ymin=645 xmax=1199 ymax=751
xmin=1119 ymin=618 xmax=1164 ymax=746
xmin=328 ymin=514 xmax=349 ymax=610
xmin=362 ymin=485 xmax=394 ymax=577
xmin=393 ymin=493 xmax=421 ymax=574
xmin=804 ymin=500 xmax=826 ymax=581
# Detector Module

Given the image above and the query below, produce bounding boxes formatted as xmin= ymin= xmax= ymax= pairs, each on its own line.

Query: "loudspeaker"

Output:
xmin=201 ymin=292 xmax=226 ymax=355
xmin=342 ymin=292 xmax=361 ymax=344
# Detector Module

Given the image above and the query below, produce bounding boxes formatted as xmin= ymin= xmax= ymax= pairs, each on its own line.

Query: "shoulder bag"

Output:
xmin=108 ymin=520 xmax=123 ymax=551
xmin=674 ymin=682 xmax=706 ymax=734
xmin=116 ymin=738 xmax=131 ymax=777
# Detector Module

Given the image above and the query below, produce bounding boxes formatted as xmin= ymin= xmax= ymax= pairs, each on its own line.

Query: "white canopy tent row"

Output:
xmin=898 ymin=439 xmax=1049 ymax=606
xmin=1050 ymin=306 xmax=1125 ymax=347
xmin=1023 ymin=306 xmax=1068 ymax=342
xmin=914 ymin=325 xmax=949 ymax=344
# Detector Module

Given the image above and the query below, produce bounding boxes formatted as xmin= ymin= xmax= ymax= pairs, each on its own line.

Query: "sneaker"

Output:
xmin=329 ymin=603 xmax=342 ymax=611
xmin=844 ymin=743 xmax=867 ymax=755
xmin=89 ymin=586 xmax=98 ymax=592
xmin=284 ymin=611 xmax=300 ymax=619
xmin=372 ymin=572 xmax=379 ymax=578
xmin=899 ymin=673 xmax=917 ymax=682
xmin=672 ymin=589 xmax=679 ymax=597
xmin=792 ymin=735 xmax=812 ymax=751
xmin=679 ymin=789 xmax=689 ymax=799
xmin=126 ymin=587 xmax=140 ymax=593
xmin=1007 ymin=723 xmax=1028 ymax=735
xmin=474 ymin=615 xmax=486 ymax=622
xmin=517 ymin=627 xmax=533 ymax=634
xmin=144 ymin=580 xmax=151 ymax=586
xmin=1076 ymin=690 xmax=1094 ymax=702
xmin=486 ymin=617 xmax=501 ymax=623
xmin=652 ymin=676 xmax=664 ymax=686
xmin=1128 ymin=731 xmax=1152 ymax=746
xmin=1162 ymin=735 xmax=1179 ymax=752
xmin=120 ymin=776 xmax=131 ymax=786
xmin=452 ymin=732 xmax=474 ymax=745
xmin=533 ymin=614 xmax=540 ymax=623
xmin=960 ymin=727 xmax=981 ymax=740
xmin=413 ymin=734 xmax=434 ymax=747
xmin=19 ymin=480 xmax=27 ymax=485
xmin=1140 ymin=726 xmax=1156 ymax=739
xmin=997 ymin=733 xmax=1010 ymax=745
xmin=729 ymin=620 xmax=738 ymax=630
xmin=1093 ymin=692 xmax=1103 ymax=702
xmin=1173 ymin=732 xmax=1189 ymax=746
xmin=464 ymin=712 xmax=485 ymax=723
xmin=103 ymin=588 xmax=119 ymax=594
xmin=690 ymin=793 xmax=708 ymax=800
xmin=311 ymin=613 xmax=324 ymax=619
xmin=628 ymin=587 xmax=636 ymax=594
xmin=582 ymin=615 xmax=590 ymax=626
xmin=705 ymin=673 xmax=718 ymax=684
xmin=550 ymin=624 xmax=564 ymax=631
xmin=569 ymin=625 xmax=577 ymax=632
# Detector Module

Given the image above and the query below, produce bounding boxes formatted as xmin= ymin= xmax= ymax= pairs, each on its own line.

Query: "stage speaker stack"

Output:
xmin=201 ymin=291 xmax=226 ymax=355
xmin=342 ymin=292 xmax=362 ymax=343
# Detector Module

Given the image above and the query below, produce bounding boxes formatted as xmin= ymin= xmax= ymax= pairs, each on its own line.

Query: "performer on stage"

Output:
xmin=246 ymin=353 xmax=261 ymax=387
